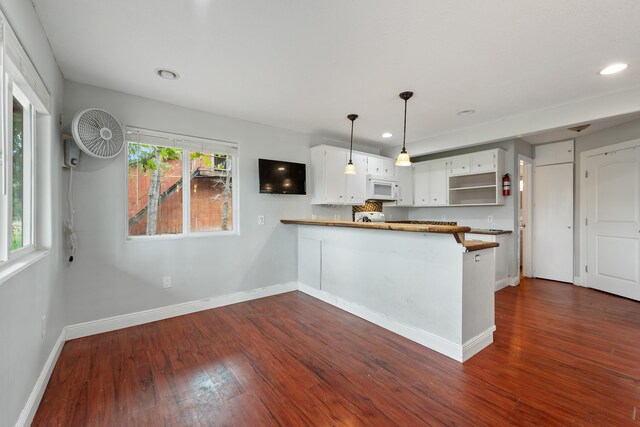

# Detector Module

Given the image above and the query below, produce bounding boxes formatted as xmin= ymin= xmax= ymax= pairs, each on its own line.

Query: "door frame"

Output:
xmin=579 ymin=137 xmax=640 ymax=287
xmin=518 ymin=154 xmax=534 ymax=278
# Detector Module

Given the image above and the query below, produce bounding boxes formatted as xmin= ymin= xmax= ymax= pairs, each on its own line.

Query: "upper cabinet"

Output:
xmin=366 ymin=155 xmax=396 ymax=178
xmin=395 ymin=165 xmax=414 ymax=206
xmin=411 ymin=148 xmax=505 ymax=207
xmin=413 ymin=159 xmax=448 ymax=206
xmin=535 ymin=140 xmax=574 ymax=166
xmin=450 ymin=151 xmax=497 ymax=176
xmin=448 ymin=149 xmax=504 ymax=205
xmin=310 ymin=145 xmax=390 ymax=205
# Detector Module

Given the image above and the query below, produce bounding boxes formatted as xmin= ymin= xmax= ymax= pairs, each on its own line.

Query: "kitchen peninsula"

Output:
xmin=281 ymin=219 xmax=498 ymax=362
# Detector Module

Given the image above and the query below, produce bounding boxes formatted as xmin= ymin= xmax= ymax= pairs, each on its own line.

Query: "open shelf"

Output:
xmin=449 ymin=186 xmax=499 ymax=205
xmin=449 ymin=172 xmax=496 ymax=189
xmin=449 ymin=184 xmax=497 ymax=191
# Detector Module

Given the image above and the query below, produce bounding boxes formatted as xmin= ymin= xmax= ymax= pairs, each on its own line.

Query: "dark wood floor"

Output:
xmin=34 ymin=278 xmax=640 ymax=426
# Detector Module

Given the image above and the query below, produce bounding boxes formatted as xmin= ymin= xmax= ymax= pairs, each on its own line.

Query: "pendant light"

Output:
xmin=344 ymin=114 xmax=358 ymax=175
xmin=395 ymin=91 xmax=413 ymax=167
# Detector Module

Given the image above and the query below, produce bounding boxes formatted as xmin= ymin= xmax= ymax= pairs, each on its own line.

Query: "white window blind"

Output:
xmin=0 ymin=9 xmax=51 ymax=114
xmin=126 ymin=127 xmax=238 ymax=156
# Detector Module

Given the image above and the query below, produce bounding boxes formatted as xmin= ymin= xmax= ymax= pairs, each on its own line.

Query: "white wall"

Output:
xmin=0 ymin=1 xmax=66 ymax=426
xmin=62 ymin=82 xmax=331 ymax=325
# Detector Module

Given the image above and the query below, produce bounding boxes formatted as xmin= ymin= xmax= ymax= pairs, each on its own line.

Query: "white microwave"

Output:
xmin=366 ymin=175 xmax=398 ymax=201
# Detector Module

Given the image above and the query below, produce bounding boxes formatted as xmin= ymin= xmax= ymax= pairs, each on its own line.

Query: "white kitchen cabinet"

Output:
xmin=448 ymin=149 xmax=505 ymax=206
xmin=345 ymin=153 xmax=367 ymax=204
xmin=324 ymin=148 xmax=347 ymax=203
xmin=450 ymin=150 xmax=497 ymax=176
xmin=471 ymin=151 xmax=496 ymax=173
xmin=311 ymin=145 xmax=366 ymax=205
xmin=413 ymin=162 xmax=430 ymax=206
xmin=449 ymin=155 xmax=471 ymax=176
xmin=367 ymin=155 xmax=395 ymax=177
xmin=429 ymin=159 xmax=448 ymax=205
xmin=535 ymin=139 xmax=573 ymax=166
xmin=395 ymin=165 xmax=414 ymax=206
xmin=413 ymin=159 xmax=448 ymax=206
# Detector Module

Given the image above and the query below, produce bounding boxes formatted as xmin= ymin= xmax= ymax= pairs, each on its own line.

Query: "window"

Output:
xmin=0 ymin=11 xmax=52 ymax=273
xmin=127 ymin=128 xmax=237 ymax=238
xmin=0 ymin=81 xmax=36 ymax=262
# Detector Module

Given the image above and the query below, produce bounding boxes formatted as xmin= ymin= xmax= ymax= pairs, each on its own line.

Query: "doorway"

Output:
xmin=518 ymin=156 xmax=533 ymax=278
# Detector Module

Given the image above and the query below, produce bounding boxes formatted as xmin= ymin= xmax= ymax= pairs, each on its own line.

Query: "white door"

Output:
xmin=533 ymin=163 xmax=574 ymax=282
xmin=586 ymin=146 xmax=640 ymax=300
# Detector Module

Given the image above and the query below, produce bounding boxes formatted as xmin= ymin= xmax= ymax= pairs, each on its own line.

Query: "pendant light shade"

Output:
xmin=344 ymin=114 xmax=358 ymax=175
xmin=395 ymin=91 xmax=413 ymax=167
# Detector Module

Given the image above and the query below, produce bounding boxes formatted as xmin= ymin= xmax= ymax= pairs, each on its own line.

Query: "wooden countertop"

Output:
xmin=281 ymin=219 xmax=499 ymax=251
xmin=281 ymin=219 xmax=471 ymax=234
xmin=468 ymin=229 xmax=513 ymax=235
xmin=463 ymin=240 xmax=500 ymax=251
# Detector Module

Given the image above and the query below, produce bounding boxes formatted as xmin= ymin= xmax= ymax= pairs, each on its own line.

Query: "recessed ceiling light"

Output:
xmin=457 ymin=109 xmax=475 ymax=116
xmin=382 ymin=132 xmax=393 ymax=138
xmin=155 ymin=68 xmax=180 ymax=80
xmin=599 ymin=63 xmax=628 ymax=75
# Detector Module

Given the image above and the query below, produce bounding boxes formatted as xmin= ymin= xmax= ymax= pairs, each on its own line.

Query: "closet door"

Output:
xmin=533 ymin=163 xmax=574 ymax=282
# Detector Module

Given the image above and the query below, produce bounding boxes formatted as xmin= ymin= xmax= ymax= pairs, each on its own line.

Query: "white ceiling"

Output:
xmin=33 ymin=0 xmax=640 ymax=150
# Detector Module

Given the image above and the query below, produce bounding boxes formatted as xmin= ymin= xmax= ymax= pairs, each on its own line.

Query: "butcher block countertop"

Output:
xmin=281 ymin=219 xmax=470 ymax=233
xmin=280 ymin=219 xmax=499 ymax=251
xmin=468 ymin=229 xmax=513 ymax=235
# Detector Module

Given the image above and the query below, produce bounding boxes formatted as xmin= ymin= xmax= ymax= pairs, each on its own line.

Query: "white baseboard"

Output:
xmin=65 ymin=282 xmax=298 ymax=340
xmin=462 ymin=326 xmax=496 ymax=362
xmin=495 ymin=276 xmax=519 ymax=291
xmin=15 ymin=329 xmax=66 ymax=427
xmin=298 ymin=282 xmax=470 ymax=362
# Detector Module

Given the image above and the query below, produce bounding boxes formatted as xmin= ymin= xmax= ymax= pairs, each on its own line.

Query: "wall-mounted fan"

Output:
xmin=65 ymin=108 xmax=125 ymax=164
xmin=63 ymin=108 xmax=125 ymax=262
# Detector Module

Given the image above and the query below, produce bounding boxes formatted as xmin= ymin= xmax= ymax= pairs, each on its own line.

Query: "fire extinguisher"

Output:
xmin=502 ymin=174 xmax=511 ymax=196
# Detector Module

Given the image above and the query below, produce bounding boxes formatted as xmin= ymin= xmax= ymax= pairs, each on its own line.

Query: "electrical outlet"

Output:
xmin=257 ymin=215 xmax=265 ymax=225
xmin=41 ymin=315 xmax=46 ymax=338
xmin=334 ymin=214 xmax=341 ymax=221
xmin=441 ymin=215 xmax=446 ymax=221
xmin=487 ymin=215 xmax=494 ymax=223
xmin=162 ymin=276 xmax=172 ymax=289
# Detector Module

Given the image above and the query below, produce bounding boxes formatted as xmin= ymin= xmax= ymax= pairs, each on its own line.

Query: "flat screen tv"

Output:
xmin=259 ymin=158 xmax=306 ymax=194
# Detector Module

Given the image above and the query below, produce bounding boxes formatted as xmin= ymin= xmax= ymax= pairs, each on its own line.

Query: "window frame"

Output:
xmin=0 ymin=71 xmax=36 ymax=262
xmin=125 ymin=127 xmax=239 ymax=240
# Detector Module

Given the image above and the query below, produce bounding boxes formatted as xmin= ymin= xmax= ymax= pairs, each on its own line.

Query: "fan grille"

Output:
xmin=72 ymin=109 xmax=124 ymax=158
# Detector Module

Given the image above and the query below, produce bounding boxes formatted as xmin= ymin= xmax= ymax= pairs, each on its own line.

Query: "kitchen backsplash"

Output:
xmin=352 ymin=201 xmax=383 ymax=220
